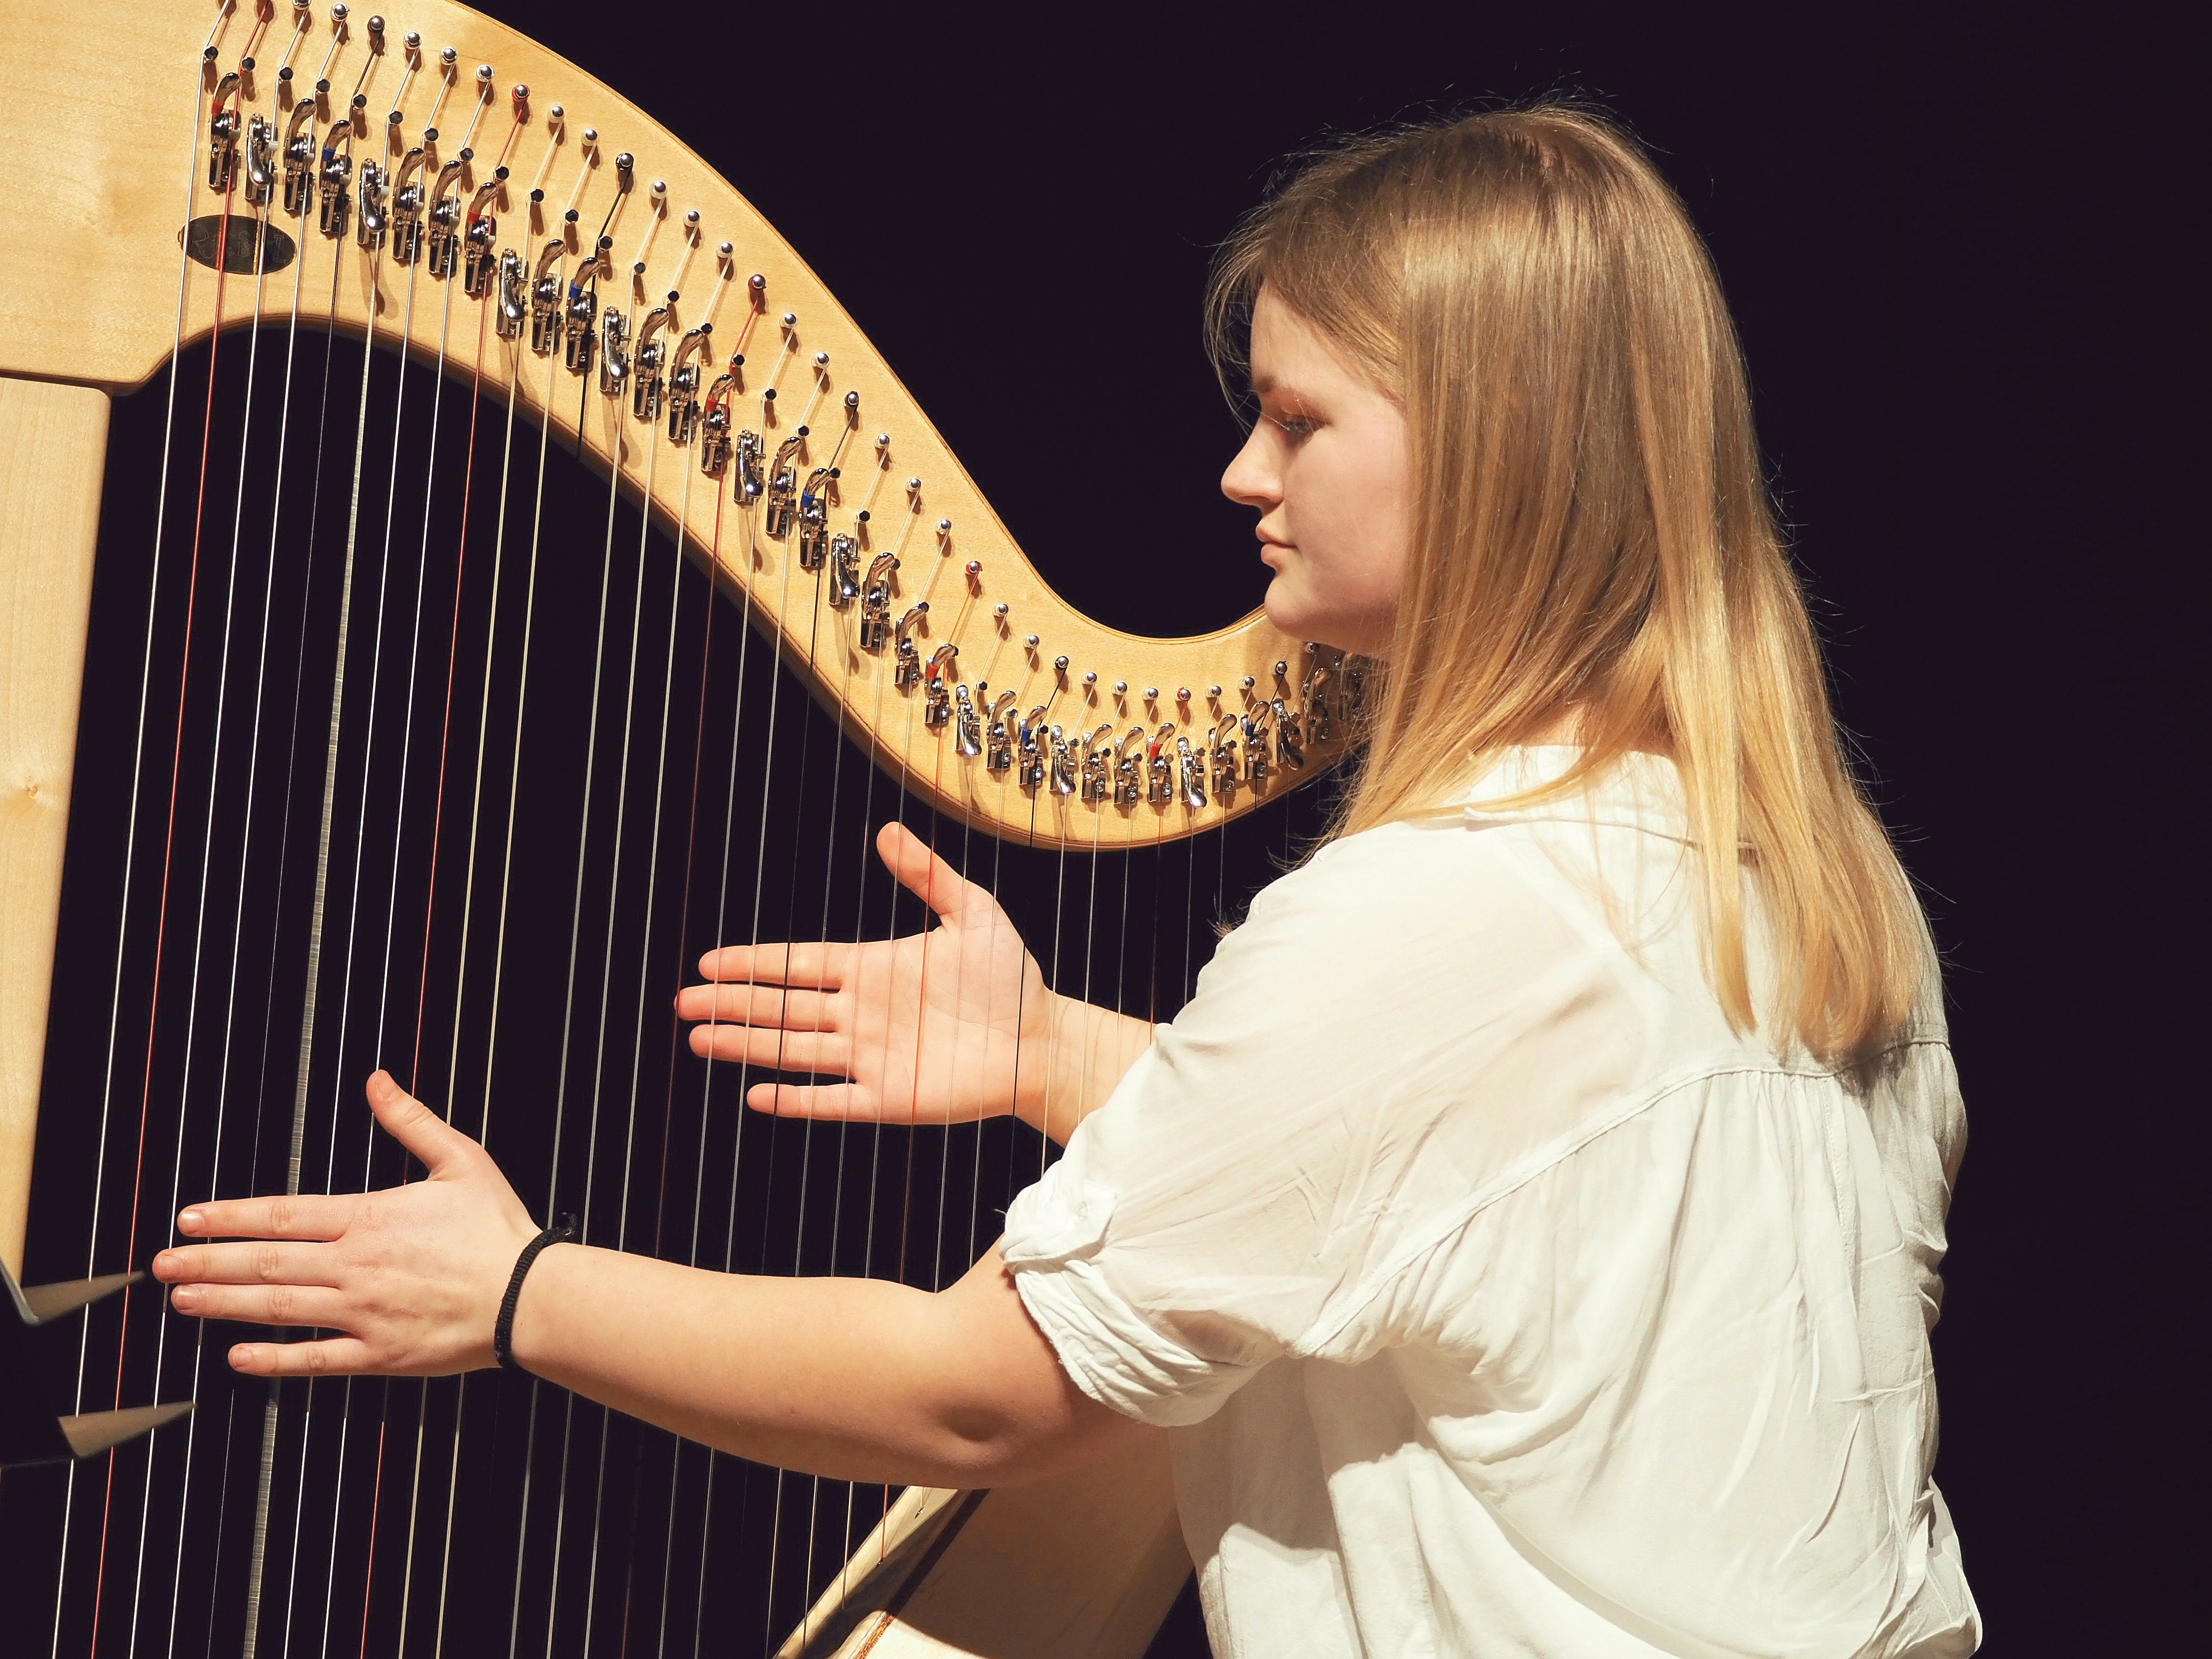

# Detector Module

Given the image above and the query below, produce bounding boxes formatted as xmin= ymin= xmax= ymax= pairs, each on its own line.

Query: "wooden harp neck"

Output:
xmin=1 ymin=0 xmax=1355 ymax=850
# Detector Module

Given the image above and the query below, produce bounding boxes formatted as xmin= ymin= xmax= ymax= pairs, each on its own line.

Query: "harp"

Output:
xmin=0 ymin=1 xmax=1350 ymax=1652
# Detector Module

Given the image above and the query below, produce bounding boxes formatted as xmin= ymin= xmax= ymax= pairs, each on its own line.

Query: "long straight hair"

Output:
xmin=1207 ymin=107 xmax=1923 ymax=1063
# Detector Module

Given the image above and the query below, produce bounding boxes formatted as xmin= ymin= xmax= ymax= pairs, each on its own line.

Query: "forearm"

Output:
xmin=1027 ymin=995 xmax=1155 ymax=1143
xmin=507 ymin=1241 xmax=1134 ymax=1488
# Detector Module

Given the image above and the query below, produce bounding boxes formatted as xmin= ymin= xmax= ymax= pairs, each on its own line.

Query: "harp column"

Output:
xmin=0 ymin=374 xmax=109 ymax=1277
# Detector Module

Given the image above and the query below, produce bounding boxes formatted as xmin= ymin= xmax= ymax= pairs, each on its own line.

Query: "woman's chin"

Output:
xmin=1262 ymin=582 xmax=1312 ymax=640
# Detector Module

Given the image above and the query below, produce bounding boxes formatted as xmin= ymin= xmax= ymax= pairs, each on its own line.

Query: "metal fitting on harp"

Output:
xmin=1080 ymin=723 xmax=1115 ymax=803
xmin=243 ymin=112 xmax=278 ymax=207
xmin=1147 ymin=723 xmax=1177 ymax=804
xmin=629 ymin=304 xmax=671 ymax=420
xmin=282 ymin=96 xmax=319 ymax=217
xmin=892 ymin=604 xmax=929 ymax=688
xmin=598 ymin=305 xmax=630 ymax=397
xmin=1271 ymin=697 xmax=1306 ymax=769
xmin=529 ymin=238 xmax=565 ymax=353
xmin=563 ymin=250 xmax=601 ymax=373
xmin=1210 ymin=714 xmax=1242 ymax=804
xmin=827 ymin=532 xmax=861 ymax=606
xmin=733 ymin=428 xmax=765 ymax=503
xmin=985 ymin=690 xmax=1020 ymax=772
xmin=953 ymin=684 xmax=984 ymax=757
xmin=1115 ymin=727 xmax=1148 ymax=805
xmin=388 ymin=144 xmax=427 ymax=264
xmin=208 ymin=73 xmax=242 ymax=192
xmin=797 ymin=467 xmax=835 ymax=569
xmin=422 ymin=156 xmax=466 ymax=277
xmin=319 ymin=119 xmax=356 ymax=239
xmin=461 ymin=171 xmax=504 ymax=297
xmin=351 ymin=152 xmax=384 ymax=248
xmin=857 ymin=553 xmax=898 ymax=649
xmin=667 ymin=324 xmax=712 ymax=444
xmin=1176 ymin=735 xmax=1207 ymax=810
xmin=494 ymin=247 xmax=527 ymax=337
xmin=763 ymin=436 xmax=803 ymax=537
xmin=924 ymin=645 xmax=959 ymax=727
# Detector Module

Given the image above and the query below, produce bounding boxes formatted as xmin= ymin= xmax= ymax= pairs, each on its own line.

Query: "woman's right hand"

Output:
xmin=676 ymin=822 xmax=1054 ymax=1127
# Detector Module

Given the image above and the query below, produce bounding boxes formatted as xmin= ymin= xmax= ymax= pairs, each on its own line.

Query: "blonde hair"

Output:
xmin=1207 ymin=106 xmax=1923 ymax=1063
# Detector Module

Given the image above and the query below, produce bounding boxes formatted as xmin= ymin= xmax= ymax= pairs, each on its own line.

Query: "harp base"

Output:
xmin=784 ymin=1435 xmax=1190 ymax=1659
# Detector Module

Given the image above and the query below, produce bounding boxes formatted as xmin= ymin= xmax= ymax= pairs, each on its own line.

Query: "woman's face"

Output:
xmin=1220 ymin=289 xmax=1410 ymax=658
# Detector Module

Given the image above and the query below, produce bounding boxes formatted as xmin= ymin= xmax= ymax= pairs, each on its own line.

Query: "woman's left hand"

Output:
xmin=151 ymin=1070 xmax=539 ymax=1378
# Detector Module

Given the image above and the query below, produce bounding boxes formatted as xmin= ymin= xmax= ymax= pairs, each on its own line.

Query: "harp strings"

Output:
xmin=138 ymin=107 xmax=286 ymax=1659
xmin=39 ymin=24 xmax=1283 ymax=1657
xmin=73 ymin=40 xmax=246 ymax=1659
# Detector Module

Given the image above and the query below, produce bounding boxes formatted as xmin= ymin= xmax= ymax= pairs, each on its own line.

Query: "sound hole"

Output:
xmin=0 ymin=324 xmax=1326 ymax=1656
xmin=182 ymin=215 xmax=298 ymax=276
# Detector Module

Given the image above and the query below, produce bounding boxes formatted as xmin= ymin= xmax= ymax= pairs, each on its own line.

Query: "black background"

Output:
xmin=464 ymin=1 xmax=2195 ymax=1645
xmin=10 ymin=0 xmax=2194 ymax=1653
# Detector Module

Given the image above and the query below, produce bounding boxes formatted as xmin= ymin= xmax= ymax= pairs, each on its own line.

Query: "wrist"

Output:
xmin=494 ymin=1217 xmax=577 ymax=1374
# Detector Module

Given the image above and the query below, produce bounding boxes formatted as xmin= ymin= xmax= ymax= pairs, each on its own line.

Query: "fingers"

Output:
xmin=153 ymin=1239 xmax=341 ymax=1289
xmin=694 ymin=942 xmax=846 ymax=988
xmin=228 ymin=1336 xmax=377 ymax=1378
xmin=174 ymin=1191 xmax=359 ymax=1242
xmin=166 ymin=1281 xmax=352 ymax=1329
xmin=685 ymin=1025 xmax=849 ymax=1076
xmin=744 ymin=1081 xmax=886 ymax=1121
xmin=673 ymin=984 xmax=837 ymax=1031
xmin=876 ymin=822 xmax=983 ymax=926
xmin=365 ymin=1070 xmax=483 ymax=1178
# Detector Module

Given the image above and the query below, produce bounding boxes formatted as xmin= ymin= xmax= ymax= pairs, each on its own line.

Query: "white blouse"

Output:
xmin=1002 ymin=747 xmax=1980 ymax=1658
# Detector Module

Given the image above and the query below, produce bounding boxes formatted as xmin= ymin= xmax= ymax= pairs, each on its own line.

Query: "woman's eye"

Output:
xmin=1271 ymin=415 xmax=1313 ymax=441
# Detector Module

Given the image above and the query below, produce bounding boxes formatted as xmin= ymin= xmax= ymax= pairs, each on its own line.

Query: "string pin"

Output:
xmin=1083 ymin=671 xmax=1098 ymax=686
xmin=1114 ymin=680 xmax=1129 ymax=696
xmin=1026 ymin=634 xmax=1040 ymax=649
xmin=965 ymin=559 xmax=981 ymax=577
xmin=1240 ymin=674 xmax=1255 ymax=689
xmin=994 ymin=602 xmax=1010 ymax=618
xmin=1209 ymin=684 xmax=1222 ymax=697
xmin=1144 ymin=687 xmax=1159 ymax=701
xmin=1056 ymin=656 xmax=1071 ymax=673
xmin=1177 ymin=687 xmax=1191 ymax=703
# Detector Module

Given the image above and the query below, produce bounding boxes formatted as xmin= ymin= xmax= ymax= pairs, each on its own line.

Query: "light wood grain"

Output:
xmin=0 ymin=376 xmax=110 ymax=1278
xmin=801 ymin=1440 xmax=1188 ymax=1659
xmin=0 ymin=0 xmax=1346 ymax=850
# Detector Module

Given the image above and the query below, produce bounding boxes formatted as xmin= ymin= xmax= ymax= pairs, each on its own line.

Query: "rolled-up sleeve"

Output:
xmin=1000 ymin=816 xmax=1632 ymax=1427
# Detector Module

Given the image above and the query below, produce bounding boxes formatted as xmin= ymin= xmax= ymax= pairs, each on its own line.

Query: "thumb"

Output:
xmin=365 ymin=1070 xmax=478 ymax=1177
xmin=875 ymin=822 xmax=986 ymax=926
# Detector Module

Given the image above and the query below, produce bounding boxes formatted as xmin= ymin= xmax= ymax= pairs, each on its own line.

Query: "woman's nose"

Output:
xmin=1221 ymin=427 xmax=1278 ymax=510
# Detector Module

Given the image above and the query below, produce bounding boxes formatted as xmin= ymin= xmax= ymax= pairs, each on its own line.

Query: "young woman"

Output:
xmin=153 ymin=108 xmax=1980 ymax=1656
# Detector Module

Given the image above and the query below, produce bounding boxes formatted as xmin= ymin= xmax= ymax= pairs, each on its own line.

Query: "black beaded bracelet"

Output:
xmin=493 ymin=1214 xmax=577 ymax=1371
